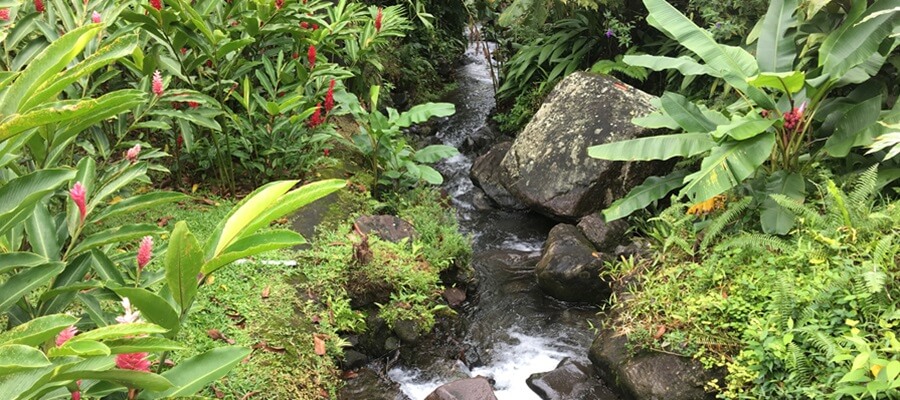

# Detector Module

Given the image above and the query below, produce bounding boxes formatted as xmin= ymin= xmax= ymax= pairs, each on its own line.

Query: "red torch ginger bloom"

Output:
xmin=115 ymin=352 xmax=151 ymax=372
xmin=311 ymin=23 xmax=318 ymax=30
xmin=71 ymin=390 xmax=80 ymax=400
xmin=180 ymin=47 xmax=187 ymax=55
xmin=324 ymin=79 xmax=335 ymax=113
xmin=0 ymin=9 xmax=9 ymax=21
xmin=176 ymin=134 xmax=184 ymax=150
xmin=35 ymin=0 xmax=44 ymax=12
xmin=126 ymin=144 xmax=141 ymax=163
xmin=299 ymin=21 xmax=309 ymax=29
xmin=375 ymin=7 xmax=382 ymax=32
xmin=55 ymin=326 xmax=78 ymax=347
xmin=308 ymin=44 xmax=316 ymax=69
xmin=323 ymin=148 xmax=330 ymax=157
xmin=91 ymin=11 xmax=101 ymax=23
xmin=150 ymin=0 xmax=162 ymax=10
xmin=137 ymin=236 xmax=152 ymax=270
xmin=274 ymin=0 xmax=283 ymax=9
xmin=151 ymin=70 xmax=164 ymax=96
xmin=70 ymin=182 xmax=87 ymax=223
xmin=188 ymin=101 xmax=199 ymax=109
xmin=783 ymin=101 xmax=807 ymax=132
xmin=308 ymin=103 xmax=324 ymax=128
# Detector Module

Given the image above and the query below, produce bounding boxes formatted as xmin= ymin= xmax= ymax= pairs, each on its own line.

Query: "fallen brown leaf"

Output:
xmin=313 ymin=334 xmax=327 ymax=356
xmin=240 ymin=392 xmax=260 ymax=400
xmin=261 ymin=286 xmax=270 ymax=299
xmin=207 ymin=329 xmax=236 ymax=345
xmin=341 ymin=370 xmax=359 ymax=380
xmin=157 ymin=216 xmax=173 ymax=227
xmin=653 ymin=325 xmax=667 ymax=340
xmin=212 ymin=384 xmax=224 ymax=399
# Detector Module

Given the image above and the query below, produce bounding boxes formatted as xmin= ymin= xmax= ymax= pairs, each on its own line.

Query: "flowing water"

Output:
xmin=386 ymin=35 xmax=610 ymax=400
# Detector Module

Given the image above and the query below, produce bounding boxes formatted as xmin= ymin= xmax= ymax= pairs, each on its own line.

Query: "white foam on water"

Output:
xmin=390 ymin=330 xmax=579 ymax=400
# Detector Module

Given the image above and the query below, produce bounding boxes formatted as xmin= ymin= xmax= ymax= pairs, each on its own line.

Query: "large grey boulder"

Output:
xmin=577 ymin=213 xmax=629 ymax=252
xmin=500 ymin=72 xmax=671 ymax=220
xmin=424 ymin=377 xmax=498 ymax=400
xmin=589 ymin=330 xmax=722 ymax=400
xmin=338 ymin=368 xmax=410 ymax=400
xmin=535 ymin=224 xmax=610 ymax=303
xmin=526 ymin=358 xmax=618 ymax=400
xmin=470 ymin=142 xmax=527 ymax=210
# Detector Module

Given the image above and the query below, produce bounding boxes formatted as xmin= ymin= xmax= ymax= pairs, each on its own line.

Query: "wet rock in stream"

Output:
xmin=526 ymin=357 xmax=618 ymax=400
xmin=339 ymin=368 xmax=410 ymax=400
xmin=424 ymin=377 xmax=498 ymax=400
xmin=470 ymin=142 xmax=527 ymax=210
xmin=535 ymin=224 xmax=611 ymax=303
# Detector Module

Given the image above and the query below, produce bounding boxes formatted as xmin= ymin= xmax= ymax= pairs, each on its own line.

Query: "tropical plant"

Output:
xmin=588 ymin=0 xmax=900 ymax=233
xmin=322 ymin=85 xmax=458 ymax=193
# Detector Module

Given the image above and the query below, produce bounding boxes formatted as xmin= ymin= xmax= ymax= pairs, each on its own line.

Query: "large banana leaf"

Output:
xmin=603 ymin=170 xmax=690 ymax=221
xmin=825 ymin=95 xmax=883 ymax=157
xmin=588 ymin=133 xmax=715 ymax=161
xmin=680 ymin=132 xmax=776 ymax=202
xmin=757 ymin=0 xmax=798 ymax=73
xmin=623 ymin=55 xmax=721 ymax=77
xmin=660 ymin=92 xmax=718 ymax=133
xmin=819 ymin=0 xmax=900 ymax=79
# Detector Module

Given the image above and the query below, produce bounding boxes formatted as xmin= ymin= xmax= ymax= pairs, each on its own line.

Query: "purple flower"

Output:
xmin=715 ymin=22 xmax=722 ymax=30
xmin=605 ymin=28 xmax=614 ymax=38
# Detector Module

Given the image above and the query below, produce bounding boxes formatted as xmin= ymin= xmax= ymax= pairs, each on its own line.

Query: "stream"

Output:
xmin=385 ymin=35 xmax=613 ymax=400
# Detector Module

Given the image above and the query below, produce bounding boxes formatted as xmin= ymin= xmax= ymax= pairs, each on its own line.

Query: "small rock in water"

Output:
xmin=526 ymin=357 xmax=618 ymax=400
xmin=442 ymin=287 xmax=467 ymax=308
xmin=424 ymin=377 xmax=498 ymax=400
xmin=338 ymin=368 xmax=410 ymax=400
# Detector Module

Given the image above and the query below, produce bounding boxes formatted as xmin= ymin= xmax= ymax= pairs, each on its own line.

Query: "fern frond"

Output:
xmin=770 ymin=194 xmax=824 ymax=227
xmin=847 ymin=165 xmax=878 ymax=212
xmin=825 ymin=180 xmax=852 ymax=227
xmin=862 ymin=270 xmax=887 ymax=294
xmin=717 ymin=233 xmax=793 ymax=254
xmin=798 ymin=326 xmax=839 ymax=359
xmin=873 ymin=234 xmax=895 ymax=266
xmin=701 ymin=196 xmax=752 ymax=249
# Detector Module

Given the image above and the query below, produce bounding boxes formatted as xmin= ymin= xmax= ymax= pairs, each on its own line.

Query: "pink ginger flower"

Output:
xmin=299 ymin=21 xmax=309 ymax=29
xmin=70 ymin=182 xmax=87 ymax=223
xmin=308 ymin=103 xmax=323 ymax=128
xmin=115 ymin=352 xmax=151 ymax=372
xmin=115 ymin=298 xmax=142 ymax=324
xmin=55 ymin=326 xmax=78 ymax=346
xmin=308 ymin=45 xmax=316 ymax=69
xmin=0 ymin=9 xmax=9 ymax=21
xmin=151 ymin=70 xmax=164 ymax=96
xmin=137 ymin=236 xmax=152 ymax=270
xmin=149 ymin=0 xmax=162 ymax=10
xmin=126 ymin=144 xmax=141 ymax=163
xmin=375 ymin=7 xmax=382 ymax=32
xmin=91 ymin=11 xmax=101 ymax=23
xmin=274 ymin=0 xmax=283 ymax=9
xmin=70 ymin=380 xmax=82 ymax=400
xmin=34 ymin=0 xmax=44 ymax=12
xmin=188 ymin=101 xmax=199 ymax=108
xmin=324 ymin=79 xmax=335 ymax=113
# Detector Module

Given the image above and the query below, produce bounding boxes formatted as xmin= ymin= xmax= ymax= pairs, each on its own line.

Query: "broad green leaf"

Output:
xmin=0 ymin=315 xmax=77 ymax=347
xmin=150 ymin=110 xmax=222 ymax=131
xmin=90 ymin=249 xmax=126 ymax=287
xmin=715 ymin=116 xmax=777 ymax=141
xmin=819 ymin=0 xmax=900 ymax=78
xmin=588 ymin=133 xmax=715 ymax=161
xmin=757 ymin=0 xmax=798 ymax=73
xmin=70 ymin=224 xmax=164 ymax=256
xmin=418 ymin=165 xmax=444 ymax=185
xmin=603 ymin=170 xmax=690 ymax=221
xmin=47 ymin=340 xmax=111 ymax=357
xmin=165 ymin=222 xmax=203 ymax=312
xmin=0 ymin=345 xmax=51 ymax=375
xmin=0 ymin=252 xmax=47 ymax=274
xmin=91 ymin=191 xmax=190 ymax=223
xmin=105 ymin=337 xmax=184 ymax=354
xmin=87 ymin=162 xmax=148 ymax=212
xmin=0 ymin=24 xmax=103 ymax=116
xmin=70 ymin=323 xmax=167 ymax=342
xmin=143 ymin=346 xmax=251 ymax=399
xmin=825 ymin=95 xmax=883 ymax=157
xmin=660 ymin=92 xmax=717 ymax=133
xmin=23 ymin=34 xmax=139 ymax=110
xmin=632 ymin=112 xmax=680 ymax=129
xmin=110 ymin=287 xmax=180 ymax=333
xmin=215 ymin=38 xmax=255 ymax=59
xmin=623 ymin=55 xmax=720 ymax=77
xmin=680 ymin=132 xmax=776 ymax=202
xmin=413 ymin=145 xmax=459 ymax=163
xmin=761 ymin=172 xmax=806 ymax=234
xmin=206 ymin=181 xmax=297 ymax=258
xmin=867 ymin=131 xmax=900 ymax=159
xmin=748 ymin=71 xmax=806 ymax=94
xmin=0 ymin=263 xmax=65 ymax=313
xmin=54 ymin=370 xmax=172 ymax=391
xmin=0 ymin=168 xmax=75 ymax=237
xmin=201 ymin=230 xmax=304 ymax=275
xmin=39 ymin=253 xmax=93 ymax=316
xmin=394 ymin=103 xmax=455 ymax=128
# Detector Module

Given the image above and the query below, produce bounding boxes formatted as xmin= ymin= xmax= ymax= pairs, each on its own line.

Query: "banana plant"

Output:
xmin=588 ymin=0 xmax=900 ymax=234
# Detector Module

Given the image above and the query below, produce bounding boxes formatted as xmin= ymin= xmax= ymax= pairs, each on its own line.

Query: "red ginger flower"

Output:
xmin=116 ymin=352 xmax=151 ymax=372
xmin=56 ymin=326 xmax=78 ymax=346
xmin=299 ymin=21 xmax=309 ymax=29
xmin=375 ymin=7 xmax=382 ymax=32
xmin=151 ymin=70 xmax=164 ymax=96
xmin=91 ymin=11 xmax=101 ymax=23
xmin=274 ymin=0 xmax=283 ymax=9
xmin=126 ymin=144 xmax=141 ymax=163
xmin=150 ymin=0 xmax=162 ymax=10
xmin=137 ymin=236 xmax=152 ymax=270
xmin=70 ymin=182 xmax=87 ymax=223
xmin=188 ymin=101 xmax=199 ymax=108
xmin=324 ymin=79 xmax=335 ymax=113
xmin=307 ymin=45 xmax=316 ymax=69
xmin=308 ymin=103 xmax=324 ymax=128
xmin=35 ymin=0 xmax=44 ymax=12
xmin=71 ymin=390 xmax=80 ymax=400
xmin=0 ymin=9 xmax=8 ymax=21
